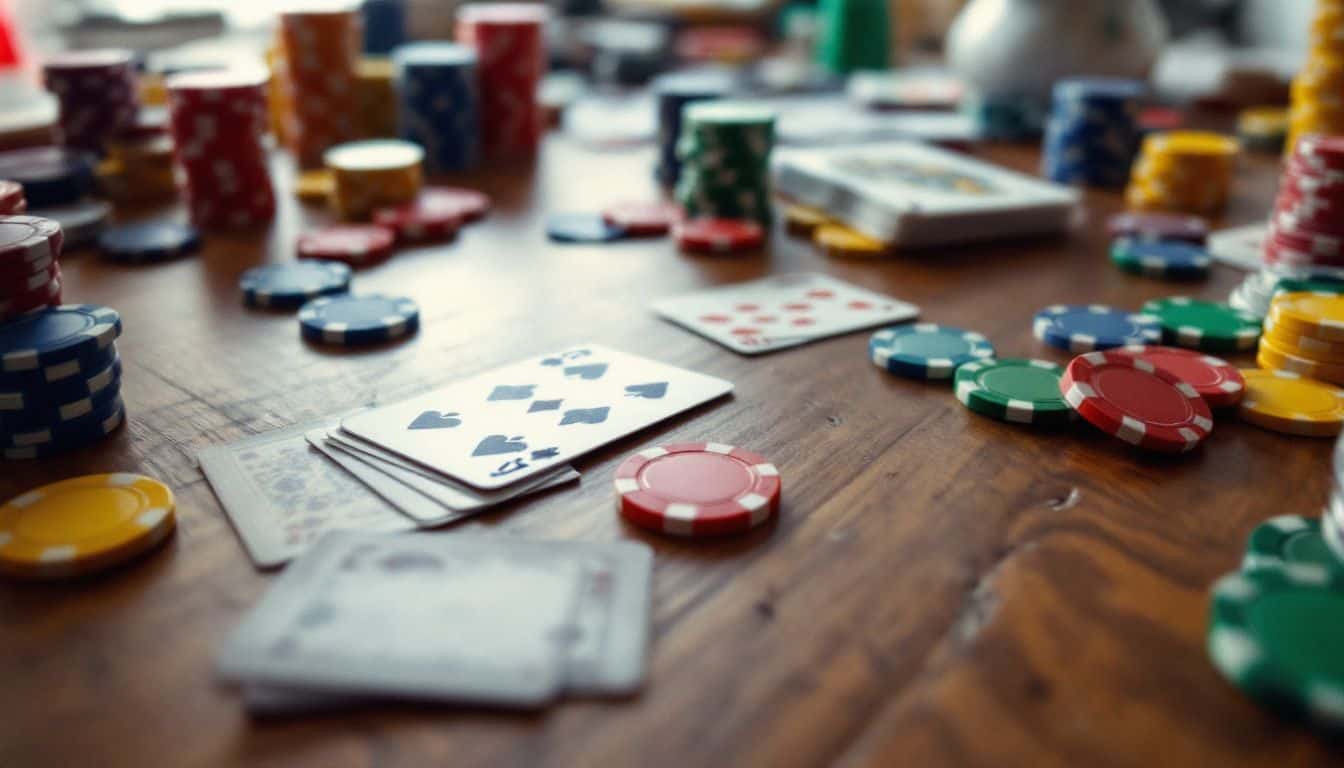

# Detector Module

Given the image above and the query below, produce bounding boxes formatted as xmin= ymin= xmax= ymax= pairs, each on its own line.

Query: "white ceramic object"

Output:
xmin=946 ymin=0 xmax=1169 ymax=99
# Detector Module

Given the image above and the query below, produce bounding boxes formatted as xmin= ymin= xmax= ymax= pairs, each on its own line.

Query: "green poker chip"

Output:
xmin=954 ymin=358 xmax=1075 ymax=425
xmin=1207 ymin=568 xmax=1344 ymax=731
xmin=1274 ymin=278 xmax=1344 ymax=299
xmin=1141 ymin=297 xmax=1262 ymax=352
xmin=1241 ymin=515 xmax=1344 ymax=578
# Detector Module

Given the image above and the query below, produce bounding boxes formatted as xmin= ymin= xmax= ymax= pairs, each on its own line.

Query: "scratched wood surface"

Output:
xmin=0 ymin=135 xmax=1335 ymax=768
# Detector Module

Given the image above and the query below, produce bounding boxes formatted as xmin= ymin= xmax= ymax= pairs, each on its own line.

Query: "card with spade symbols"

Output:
xmin=652 ymin=272 xmax=920 ymax=354
xmin=340 ymin=344 xmax=733 ymax=490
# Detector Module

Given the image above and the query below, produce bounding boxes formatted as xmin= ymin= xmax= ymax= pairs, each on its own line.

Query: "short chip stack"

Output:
xmin=166 ymin=68 xmax=276 ymax=230
xmin=675 ymin=102 xmax=776 ymax=226
xmin=1042 ymin=78 xmax=1145 ymax=189
xmin=0 ymin=215 xmax=63 ymax=321
xmin=652 ymin=70 xmax=729 ymax=187
xmin=456 ymin=3 xmax=548 ymax=161
xmin=99 ymin=113 xmax=177 ymax=205
xmin=1125 ymin=131 xmax=1240 ymax=216
xmin=356 ymin=58 xmax=399 ymax=140
xmin=279 ymin=8 xmax=360 ymax=168
xmin=1284 ymin=0 xmax=1344 ymax=157
xmin=1260 ymin=291 xmax=1344 ymax=387
xmin=41 ymin=49 xmax=139 ymax=157
xmin=324 ymin=140 xmax=424 ymax=221
xmin=393 ymin=43 xmax=479 ymax=173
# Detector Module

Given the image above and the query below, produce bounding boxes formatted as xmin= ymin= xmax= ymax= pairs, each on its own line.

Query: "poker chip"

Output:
xmin=1239 ymin=368 xmax=1344 ymax=437
xmin=1241 ymin=515 xmax=1342 ymax=578
xmin=0 ymin=353 xmax=121 ymax=413
xmin=1060 ymin=350 xmax=1214 ymax=453
xmin=296 ymin=225 xmax=396 ymax=266
xmin=1258 ymin=335 xmax=1344 ymax=387
xmin=613 ymin=442 xmax=781 ymax=537
xmin=1141 ymin=297 xmax=1261 ymax=352
xmin=0 ymin=365 xmax=121 ymax=433
xmin=393 ymin=43 xmax=480 ymax=173
xmin=1125 ymin=131 xmax=1240 ymax=216
xmin=1270 ymin=291 xmax=1344 ymax=342
xmin=0 ymin=305 xmax=121 ymax=372
xmin=457 ymin=4 xmax=547 ymax=161
xmin=98 ymin=221 xmax=202 ymax=264
xmin=814 ymin=224 xmax=887 ymax=259
xmin=783 ymin=205 xmax=830 ymax=238
xmin=674 ymin=101 xmax=775 ymax=225
xmin=295 ymin=169 xmax=335 ymax=203
xmin=324 ymin=139 xmax=425 ymax=221
xmin=240 ymin=262 xmax=352 ymax=309
xmin=869 ymin=324 xmax=995 ymax=380
xmin=1032 ymin=304 xmax=1161 ymax=352
xmin=546 ymin=212 xmax=625 ymax=244
xmin=0 ymin=147 xmax=94 ymax=208
xmin=1106 ymin=211 xmax=1209 ymax=244
xmin=298 ymin=294 xmax=420 ymax=346
xmin=1043 ymin=78 xmax=1145 ymax=189
xmin=1297 ymin=135 xmax=1344 ymax=173
xmin=32 ymin=199 xmax=110 ymax=250
xmin=0 ymin=215 xmax=63 ymax=268
xmin=411 ymin=187 xmax=490 ymax=223
xmin=1 ymin=396 xmax=126 ymax=459
xmin=675 ymin=217 xmax=764 ymax=254
xmin=1264 ymin=316 xmax=1344 ymax=363
xmin=1237 ymin=106 xmax=1288 ymax=153
xmin=954 ymin=358 xmax=1074 ymax=425
xmin=1110 ymin=238 xmax=1211 ymax=279
xmin=1108 ymin=345 xmax=1244 ymax=408
xmin=0 ymin=180 xmax=24 ymax=214
xmin=600 ymin=201 xmax=682 ymax=237
xmin=1207 ymin=568 xmax=1344 ymax=731
xmin=371 ymin=196 xmax=462 ymax=244
xmin=0 ymin=474 xmax=174 ymax=580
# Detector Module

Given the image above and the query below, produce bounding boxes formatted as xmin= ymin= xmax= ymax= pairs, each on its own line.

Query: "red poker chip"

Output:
xmin=614 ymin=442 xmax=781 ymax=537
xmin=1269 ymin=222 xmax=1344 ymax=257
xmin=0 ymin=259 xmax=59 ymax=296
xmin=297 ymin=225 xmax=396 ymax=266
xmin=1282 ymin=163 xmax=1344 ymax=196
xmin=0 ymin=180 xmax=24 ymax=215
xmin=675 ymin=217 xmax=765 ymax=254
xmin=601 ymin=201 xmax=683 ymax=237
xmin=0 ymin=268 xmax=61 ymax=319
xmin=1105 ymin=212 xmax=1207 ymax=244
xmin=1108 ymin=345 xmax=1245 ymax=408
xmin=1262 ymin=238 xmax=1344 ymax=269
xmin=1295 ymin=135 xmax=1344 ymax=173
xmin=1060 ymin=350 xmax=1214 ymax=454
xmin=414 ymin=186 xmax=491 ymax=223
xmin=1275 ymin=209 xmax=1344 ymax=239
xmin=372 ymin=197 xmax=464 ymax=244
xmin=0 ymin=215 xmax=63 ymax=267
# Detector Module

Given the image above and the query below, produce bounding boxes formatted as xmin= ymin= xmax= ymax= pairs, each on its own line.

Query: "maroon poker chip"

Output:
xmin=0 ymin=265 xmax=61 ymax=320
xmin=1295 ymin=134 xmax=1344 ymax=173
xmin=297 ymin=225 xmax=396 ymax=266
xmin=601 ymin=201 xmax=683 ymax=237
xmin=1105 ymin=211 xmax=1208 ymax=244
xmin=675 ymin=217 xmax=765 ymax=254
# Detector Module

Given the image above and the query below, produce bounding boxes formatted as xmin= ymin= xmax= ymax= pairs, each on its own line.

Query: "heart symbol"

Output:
xmin=472 ymin=434 xmax=527 ymax=456
xmin=625 ymin=382 xmax=667 ymax=399
xmin=564 ymin=363 xmax=607 ymax=380
xmin=408 ymin=411 xmax=462 ymax=430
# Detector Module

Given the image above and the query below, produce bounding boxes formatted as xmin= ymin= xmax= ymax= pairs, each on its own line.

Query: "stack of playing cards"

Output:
xmin=770 ymin=141 xmax=1079 ymax=249
xmin=215 ymin=531 xmax=654 ymax=714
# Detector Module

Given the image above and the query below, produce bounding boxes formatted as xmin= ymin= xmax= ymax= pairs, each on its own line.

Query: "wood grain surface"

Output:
xmin=0 ymin=136 xmax=1335 ymax=768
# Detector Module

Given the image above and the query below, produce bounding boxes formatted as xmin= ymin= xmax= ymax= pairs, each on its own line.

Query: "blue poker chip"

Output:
xmin=869 ymin=323 xmax=996 ymax=380
xmin=1032 ymin=304 xmax=1161 ymax=352
xmin=1109 ymin=237 xmax=1211 ymax=280
xmin=240 ymin=262 xmax=352 ymax=309
xmin=546 ymin=213 xmax=626 ymax=244
xmin=0 ymin=351 xmax=121 ymax=413
xmin=98 ymin=221 xmax=202 ymax=263
xmin=1 ymin=398 xmax=125 ymax=460
xmin=0 ymin=364 xmax=121 ymax=432
xmin=0 ymin=146 xmax=95 ymax=207
xmin=0 ymin=304 xmax=122 ymax=374
xmin=298 ymin=294 xmax=420 ymax=346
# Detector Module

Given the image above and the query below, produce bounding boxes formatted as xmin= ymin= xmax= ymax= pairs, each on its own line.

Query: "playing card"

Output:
xmin=198 ymin=419 xmax=416 ymax=569
xmin=653 ymin=272 xmax=919 ymax=355
xmin=341 ymin=344 xmax=733 ymax=489
xmin=216 ymin=532 xmax=587 ymax=707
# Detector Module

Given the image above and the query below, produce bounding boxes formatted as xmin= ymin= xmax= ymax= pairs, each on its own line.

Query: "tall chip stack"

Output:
xmin=1042 ymin=78 xmax=1144 ymax=189
xmin=652 ymin=70 xmax=730 ymax=188
xmin=674 ymin=102 xmax=776 ymax=226
xmin=41 ymin=49 xmax=139 ymax=157
xmin=279 ymin=7 xmax=361 ymax=168
xmin=0 ymin=214 xmax=62 ymax=320
xmin=166 ymin=68 xmax=276 ymax=230
xmin=1125 ymin=131 xmax=1239 ymax=216
xmin=393 ymin=43 xmax=478 ymax=173
xmin=456 ymin=3 xmax=548 ymax=161
xmin=1285 ymin=0 xmax=1344 ymax=157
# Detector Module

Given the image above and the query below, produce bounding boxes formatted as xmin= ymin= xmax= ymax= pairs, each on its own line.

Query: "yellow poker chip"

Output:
xmin=1239 ymin=369 xmax=1344 ymax=437
xmin=783 ymin=205 xmax=831 ymax=238
xmin=0 ymin=474 xmax=176 ymax=581
xmin=813 ymin=223 xmax=887 ymax=258
xmin=1270 ymin=292 xmax=1344 ymax=342
xmin=1143 ymin=131 xmax=1241 ymax=159
xmin=1257 ymin=339 xmax=1344 ymax=387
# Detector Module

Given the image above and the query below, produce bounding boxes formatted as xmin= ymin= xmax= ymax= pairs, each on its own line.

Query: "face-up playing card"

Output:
xmin=341 ymin=344 xmax=733 ymax=490
xmin=198 ymin=419 xmax=417 ymax=569
xmin=652 ymin=272 xmax=919 ymax=354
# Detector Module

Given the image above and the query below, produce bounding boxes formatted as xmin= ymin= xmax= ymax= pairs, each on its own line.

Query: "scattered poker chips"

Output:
xmin=240 ymin=262 xmax=352 ymax=309
xmin=1126 ymin=131 xmax=1240 ymax=216
xmin=98 ymin=221 xmax=201 ymax=264
xmin=279 ymin=8 xmax=360 ymax=168
xmin=613 ymin=442 xmax=781 ymax=537
xmin=601 ymin=201 xmax=682 ymax=237
xmin=651 ymin=70 xmax=729 ymax=186
xmin=0 ymin=146 xmax=94 ymax=208
xmin=1106 ymin=211 xmax=1208 ymax=244
xmin=869 ymin=324 xmax=994 ymax=380
xmin=954 ymin=358 xmax=1074 ymax=426
xmin=0 ymin=473 xmax=175 ymax=580
xmin=1238 ymin=369 xmax=1344 ymax=437
xmin=393 ymin=43 xmax=479 ymax=173
xmin=1237 ymin=106 xmax=1288 ymax=154
xmin=814 ymin=224 xmax=887 ymax=259
xmin=1241 ymin=515 xmax=1341 ymax=578
xmin=324 ymin=139 xmax=425 ymax=221
xmin=674 ymin=102 xmax=776 ymax=225
xmin=1110 ymin=238 xmax=1211 ymax=280
xmin=41 ymin=49 xmax=139 ymax=156
xmin=1141 ymin=297 xmax=1261 ymax=352
xmin=546 ymin=213 xmax=625 ymax=244
xmin=456 ymin=3 xmax=548 ymax=161
xmin=0 ymin=215 xmax=64 ymax=321
xmin=1032 ymin=304 xmax=1161 ymax=353
xmin=675 ymin=217 xmax=764 ymax=255
xmin=298 ymin=294 xmax=420 ymax=346
xmin=1109 ymin=346 xmax=1245 ymax=408
xmin=297 ymin=225 xmax=396 ymax=266
xmin=1060 ymin=350 xmax=1214 ymax=453
xmin=1041 ymin=77 xmax=1145 ymax=189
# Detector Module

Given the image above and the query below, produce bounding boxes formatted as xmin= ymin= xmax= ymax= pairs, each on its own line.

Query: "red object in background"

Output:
xmin=0 ymin=0 xmax=22 ymax=69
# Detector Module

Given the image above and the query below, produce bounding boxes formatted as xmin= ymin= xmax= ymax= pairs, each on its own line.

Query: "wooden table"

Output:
xmin=0 ymin=135 xmax=1334 ymax=768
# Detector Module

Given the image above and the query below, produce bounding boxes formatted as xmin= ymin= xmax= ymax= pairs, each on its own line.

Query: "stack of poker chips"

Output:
xmin=456 ymin=3 xmax=548 ymax=161
xmin=1261 ymin=135 xmax=1344 ymax=272
xmin=393 ymin=42 xmax=479 ymax=173
xmin=1259 ymin=291 xmax=1344 ymax=387
xmin=1285 ymin=0 xmax=1344 ymax=157
xmin=166 ymin=68 xmax=276 ymax=230
xmin=1041 ymin=78 xmax=1145 ymax=189
xmin=962 ymin=91 xmax=1047 ymax=140
xmin=41 ymin=49 xmax=139 ymax=157
xmin=1125 ymin=131 xmax=1240 ymax=216
xmin=674 ymin=102 xmax=776 ymax=226
xmin=1229 ymin=265 xmax=1344 ymax=319
xmin=99 ymin=111 xmax=177 ymax=205
xmin=324 ymin=139 xmax=424 ymax=221
xmin=279 ymin=8 xmax=361 ymax=169
xmin=815 ymin=0 xmax=889 ymax=74
xmin=356 ymin=58 xmax=398 ymax=140
xmin=0 ymin=305 xmax=125 ymax=461
xmin=652 ymin=70 xmax=730 ymax=187
xmin=361 ymin=0 xmax=406 ymax=55
xmin=0 ymin=214 xmax=62 ymax=321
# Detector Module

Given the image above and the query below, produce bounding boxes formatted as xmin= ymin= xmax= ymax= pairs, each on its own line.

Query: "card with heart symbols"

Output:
xmin=341 ymin=344 xmax=734 ymax=489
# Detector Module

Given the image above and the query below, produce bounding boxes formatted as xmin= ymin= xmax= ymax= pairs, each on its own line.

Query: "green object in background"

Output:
xmin=816 ymin=0 xmax=890 ymax=74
